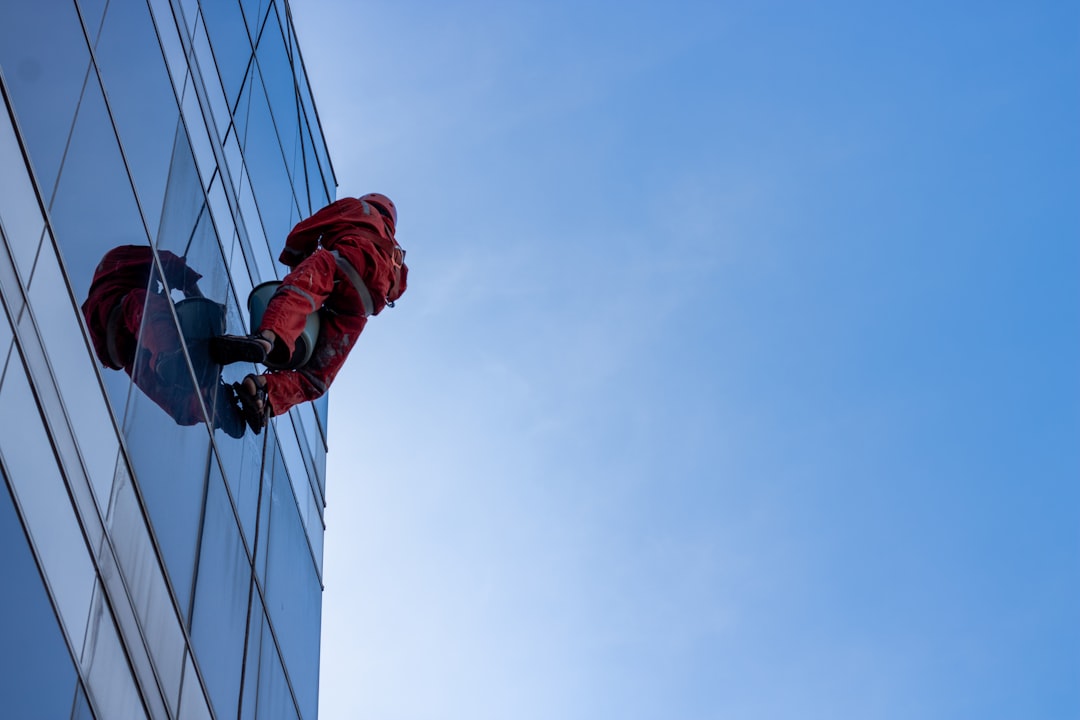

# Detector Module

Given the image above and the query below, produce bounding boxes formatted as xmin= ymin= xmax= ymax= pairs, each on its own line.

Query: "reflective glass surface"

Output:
xmin=241 ymin=0 xmax=272 ymax=44
xmin=200 ymin=0 xmax=252 ymax=110
xmin=179 ymin=74 xmax=218 ymax=191
xmin=3 ymin=3 xmax=334 ymax=716
xmin=238 ymin=591 xmax=265 ymax=720
xmin=106 ymin=461 xmax=186 ymax=715
xmin=28 ymin=242 xmax=120 ymax=507
xmin=190 ymin=462 xmax=251 ymax=719
xmin=214 ymin=411 xmax=264 ymax=547
xmin=0 ymin=0 xmax=90 ymax=199
xmin=265 ymin=455 xmax=322 ymax=720
xmin=256 ymin=8 xmax=301 ymax=184
xmin=235 ymin=64 xmax=299 ymax=250
xmin=49 ymin=71 xmax=147 ymax=302
xmin=190 ymin=14 xmax=232 ymax=147
xmin=146 ymin=0 xmax=190 ymax=99
xmin=0 ymin=100 xmax=46 ymax=280
xmin=178 ymin=652 xmax=213 ymax=720
xmin=257 ymin=622 xmax=300 ymax=720
xmin=72 ymin=682 xmax=96 ymax=720
xmin=95 ymin=0 xmax=179 ymax=229
xmin=0 ymin=351 xmax=96 ymax=654
xmin=121 ymin=373 xmax=212 ymax=617
xmin=93 ymin=542 xmax=169 ymax=720
xmin=79 ymin=0 xmax=108 ymax=42
xmin=82 ymin=581 xmax=148 ymax=720
xmin=0 ymin=470 xmax=81 ymax=720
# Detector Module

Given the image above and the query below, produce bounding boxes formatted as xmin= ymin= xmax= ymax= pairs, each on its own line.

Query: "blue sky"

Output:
xmin=291 ymin=1 xmax=1079 ymax=718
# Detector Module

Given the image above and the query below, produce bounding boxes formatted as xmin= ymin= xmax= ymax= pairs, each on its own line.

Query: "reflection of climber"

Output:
xmin=211 ymin=194 xmax=408 ymax=433
xmin=82 ymin=245 xmax=245 ymax=438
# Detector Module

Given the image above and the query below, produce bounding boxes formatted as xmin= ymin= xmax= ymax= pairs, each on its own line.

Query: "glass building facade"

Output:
xmin=0 ymin=1 xmax=334 ymax=718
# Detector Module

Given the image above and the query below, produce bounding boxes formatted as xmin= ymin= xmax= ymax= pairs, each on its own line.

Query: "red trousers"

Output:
xmin=258 ymin=248 xmax=368 ymax=416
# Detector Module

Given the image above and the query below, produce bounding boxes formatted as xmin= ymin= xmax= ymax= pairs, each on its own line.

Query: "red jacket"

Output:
xmin=280 ymin=197 xmax=407 ymax=314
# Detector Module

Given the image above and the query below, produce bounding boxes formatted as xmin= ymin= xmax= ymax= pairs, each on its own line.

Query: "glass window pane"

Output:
xmin=179 ymin=74 xmax=218 ymax=191
xmin=238 ymin=591 xmax=264 ymax=720
xmin=120 ymin=370 xmax=212 ymax=617
xmin=237 ymin=162 xmax=280 ymax=282
xmin=0 ymin=102 xmax=46 ymax=279
xmin=0 ymin=0 xmax=90 ymax=198
xmin=0 ymin=354 xmax=96 ymax=654
xmin=236 ymin=65 xmax=299 ymax=253
xmin=256 ymin=8 xmax=301 ymax=186
xmin=0 ymin=470 xmax=81 ymax=720
xmin=147 ymin=0 xmax=190 ymax=100
xmin=265 ymin=457 xmax=321 ymax=720
xmin=190 ymin=462 xmax=251 ymax=719
xmin=71 ymin=682 xmax=96 ymax=720
xmin=178 ymin=652 xmax=213 ymax=720
xmin=28 ymin=242 xmax=120 ymax=508
xmin=213 ymin=408 xmax=264 ymax=547
xmin=79 ymin=0 xmax=108 ymax=41
xmin=200 ymin=0 xmax=252 ymax=110
xmin=81 ymin=582 xmax=148 ymax=720
xmin=256 ymin=622 xmax=300 ymax=720
xmin=241 ymin=0 xmax=271 ymax=45
xmin=105 ymin=461 xmax=186 ymax=715
xmin=49 ymin=72 xmax=147 ymax=304
xmin=95 ymin=0 xmax=180 ymax=228
xmin=190 ymin=14 xmax=232 ymax=147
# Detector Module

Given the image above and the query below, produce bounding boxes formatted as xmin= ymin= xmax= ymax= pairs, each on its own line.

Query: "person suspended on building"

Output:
xmin=210 ymin=193 xmax=408 ymax=433
xmin=82 ymin=245 xmax=246 ymax=438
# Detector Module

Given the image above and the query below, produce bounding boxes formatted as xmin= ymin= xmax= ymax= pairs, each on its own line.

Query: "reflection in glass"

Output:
xmin=0 ymin=470 xmax=81 ymax=720
xmin=80 ymin=244 xmax=245 ymax=437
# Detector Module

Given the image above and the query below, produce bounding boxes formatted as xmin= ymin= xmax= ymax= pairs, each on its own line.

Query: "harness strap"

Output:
xmin=329 ymin=249 xmax=375 ymax=317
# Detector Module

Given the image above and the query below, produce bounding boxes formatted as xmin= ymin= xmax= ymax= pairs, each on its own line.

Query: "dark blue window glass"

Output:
xmin=0 ymin=472 xmax=82 ymax=719
xmin=94 ymin=0 xmax=180 ymax=228
xmin=257 ymin=621 xmax=300 ymax=720
xmin=190 ymin=460 xmax=252 ymax=719
xmin=238 ymin=591 xmax=265 ymax=720
xmin=72 ymin=682 xmax=96 ymax=720
xmin=49 ymin=71 xmax=148 ymax=302
xmin=200 ymin=0 xmax=253 ymax=110
xmin=121 ymin=374 xmax=212 ymax=617
xmin=256 ymin=8 xmax=301 ymax=185
xmin=235 ymin=64 xmax=300 ymax=248
xmin=0 ymin=0 xmax=90 ymax=198
xmin=265 ymin=455 xmax=322 ymax=720
xmin=241 ymin=0 xmax=272 ymax=45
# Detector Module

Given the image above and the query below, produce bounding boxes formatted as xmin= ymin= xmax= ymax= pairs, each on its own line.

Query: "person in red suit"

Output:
xmin=211 ymin=193 xmax=408 ymax=433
